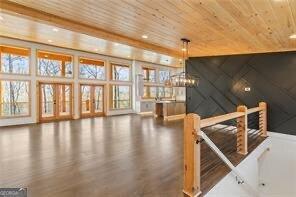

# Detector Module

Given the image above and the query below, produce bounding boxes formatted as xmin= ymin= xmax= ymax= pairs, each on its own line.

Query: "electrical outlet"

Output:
xmin=244 ymin=87 xmax=251 ymax=92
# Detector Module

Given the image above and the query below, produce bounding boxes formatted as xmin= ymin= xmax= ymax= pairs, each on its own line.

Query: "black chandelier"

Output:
xmin=167 ymin=38 xmax=199 ymax=88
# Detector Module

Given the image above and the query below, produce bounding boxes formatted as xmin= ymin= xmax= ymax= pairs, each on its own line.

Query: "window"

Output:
xmin=111 ymin=63 xmax=130 ymax=81
xmin=0 ymin=80 xmax=30 ymax=117
xmin=159 ymin=70 xmax=170 ymax=83
xmin=158 ymin=87 xmax=173 ymax=98
xmin=37 ymin=51 xmax=73 ymax=78
xmin=79 ymin=58 xmax=105 ymax=80
xmin=143 ymin=86 xmax=157 ymax=99
xmin=110 ymin=85 xmax=131 ymax=109
xmin=142 ymin=67 xmax=156 ymax=82
xmin=0 ymin=45 xmax=30 ymax=74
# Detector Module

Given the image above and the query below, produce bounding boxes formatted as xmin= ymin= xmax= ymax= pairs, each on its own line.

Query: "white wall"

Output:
xmin=0 ymin=37 xmax=176 ymax=126
xmin=258 ymin=132 xmax=296 ymax=197
xmin=205 ymin=138 xmax=272 ymax=197
xmin=206 ymin=132 xmax=296 ymax=197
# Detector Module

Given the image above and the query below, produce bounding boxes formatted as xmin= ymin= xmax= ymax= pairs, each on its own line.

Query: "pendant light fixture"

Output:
xmin=167 ymin=38 xmax=199 ymax=88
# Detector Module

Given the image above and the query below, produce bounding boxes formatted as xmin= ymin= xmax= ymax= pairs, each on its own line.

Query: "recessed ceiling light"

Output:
xmin=142 ymin=35 xmax=148 ymax=39
xmin=179 ymin=59 xmax=182 ymax=61
xmin=289 ymin=34 xmax=296 ymax=39
xmin=114 ymin=43 xmax=119 ymax=46
xmin=0 ymin=16 xmax=4 ymax=21
xmin=94 ymin=48 xmax=99 ymax=51
xmin=47 ymin=39 xmax=53 ymax=43
xmin=127 ymin=55 xmax=131 ymax=58
xmin=52 ymin=28 xmax=59 ymax=32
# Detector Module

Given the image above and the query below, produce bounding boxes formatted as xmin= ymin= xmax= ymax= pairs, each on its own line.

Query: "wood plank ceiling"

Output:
xmin=0 ymin=12 xmax=178 ymax=66
xmin=1 ymin=0 xmax=296 ymax=63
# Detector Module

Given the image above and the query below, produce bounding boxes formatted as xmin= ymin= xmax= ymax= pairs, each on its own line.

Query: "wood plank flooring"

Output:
xmin=0 ymin=115 xmax=265 ymax=197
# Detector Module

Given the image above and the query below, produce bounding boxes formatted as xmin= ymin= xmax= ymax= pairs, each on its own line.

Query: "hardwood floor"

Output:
xmin=0 ymin=115 xmax=265 ymax=197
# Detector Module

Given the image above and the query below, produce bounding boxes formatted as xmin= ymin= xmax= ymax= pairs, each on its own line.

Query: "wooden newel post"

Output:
xmin=183 ymin=113 xmax=201 ymax=197
xmin=259 ymin=102 xmax=267 ymax=137
xmin=237 ymin=105 xmax=248 ymax=155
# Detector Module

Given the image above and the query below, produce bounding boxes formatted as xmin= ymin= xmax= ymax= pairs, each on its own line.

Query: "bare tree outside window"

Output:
xmin=111 ymin=85 xmax=130 ymax=109
xmin=112 ymin=64 xmax=130 ymax=81
xmin=159 ymin=70 xmax=170 ymax=83
xmin=164 ymin=87 xmax=173 ymax=98
xmin=80 ymin=64 xmax=105 ymax=80
xmin=38 ymin=58 xmax=62 ymax=77
xmin=94 ymin=86 xmax=103 ymax=112
xmin=0 ymin=80 xmax=29 ymax=117
xmin=41 ymin=84 xmax=54 ymax=116
xmin=1 ymin=53 xmax=29 ymax=74
xmin=143 ymin=86 xmax=157 ymax=99
xmin=37 ymin=52 xmax=73 ymax=78
xmin=143 ymin=67 xmax=156 ymax=83
xmin=81 ymin=85 xmax=91 ymax=113
xmin=158 ymin=87 xmax=172 ymax=98
xmin=111 ymin=64 xmax=130 ymax=109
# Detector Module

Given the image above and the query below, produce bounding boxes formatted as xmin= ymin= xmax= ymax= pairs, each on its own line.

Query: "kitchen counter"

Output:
xmin=154 ymin=100 xmax=186 ymax=121
xmin=155 ymin=100 xmax=185 ymax=104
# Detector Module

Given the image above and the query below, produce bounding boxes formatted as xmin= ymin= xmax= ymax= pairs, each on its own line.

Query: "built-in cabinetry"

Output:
xmin=154 ymin=101 xmax=185 ymax=120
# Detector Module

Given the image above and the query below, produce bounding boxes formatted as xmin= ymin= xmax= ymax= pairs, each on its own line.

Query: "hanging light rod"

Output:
xmin=166 ymin=38 xmax=199 ymax=88
xmin=181 ymin=38 xmax=190 ymax=43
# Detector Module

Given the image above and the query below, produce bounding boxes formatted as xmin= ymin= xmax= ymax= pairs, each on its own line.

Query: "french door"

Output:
xmin=39 ymin=82 xmax=73 ymax=122
xmin=80 ymin=84 xmax=104 ymax=117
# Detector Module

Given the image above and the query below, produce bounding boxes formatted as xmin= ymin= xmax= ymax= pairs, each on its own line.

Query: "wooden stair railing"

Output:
xmin=183 ymin=102 xmax=267 ymax=197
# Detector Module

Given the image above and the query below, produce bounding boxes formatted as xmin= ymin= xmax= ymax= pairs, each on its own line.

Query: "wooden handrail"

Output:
xmin=200 ymin=112 xmax=244 ymax=128
xmin=247 ymin=107 xmax=261 ymax=114
xmin=201 ymin=106 xmax=264 ymax=128
xmin=183 ymin=102 xmax=267 ymax=197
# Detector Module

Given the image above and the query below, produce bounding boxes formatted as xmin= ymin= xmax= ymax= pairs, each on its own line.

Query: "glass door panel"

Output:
xmin=58 ymin=84 xmax=72 ymax=117
xmin=80 ymin=84 xmax=104 ymax=117
xmin=94 ymin=86 xmax=103 ymax=114
xmin=39 ymin=82 xmax=72 ymax=122
xmin=81 ymin=85 xmax=92 ymax=115
xmin=40 ymin=83 xmax=55 ymax=120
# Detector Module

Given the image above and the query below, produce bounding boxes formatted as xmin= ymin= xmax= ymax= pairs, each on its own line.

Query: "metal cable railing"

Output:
xmin=183 ymin=102 xmax=268 ymax=197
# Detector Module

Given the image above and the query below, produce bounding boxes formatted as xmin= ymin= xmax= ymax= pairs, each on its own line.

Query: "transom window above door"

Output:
xmin=37 ymin=51 xmax=73 ymax=78
xmin=79 ymin=58 xmax=105 ymax=80
xmin=0 ymin=45 xmax=30 ymax=75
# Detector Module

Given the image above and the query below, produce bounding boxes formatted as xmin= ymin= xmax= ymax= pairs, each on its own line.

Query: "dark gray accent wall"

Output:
xmin=186 ymin=51 xmax=296 ymax=135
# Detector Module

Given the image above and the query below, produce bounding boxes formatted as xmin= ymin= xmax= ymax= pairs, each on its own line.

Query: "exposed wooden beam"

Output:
xmin=0 ymin=0 xmax=181 ymax=58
